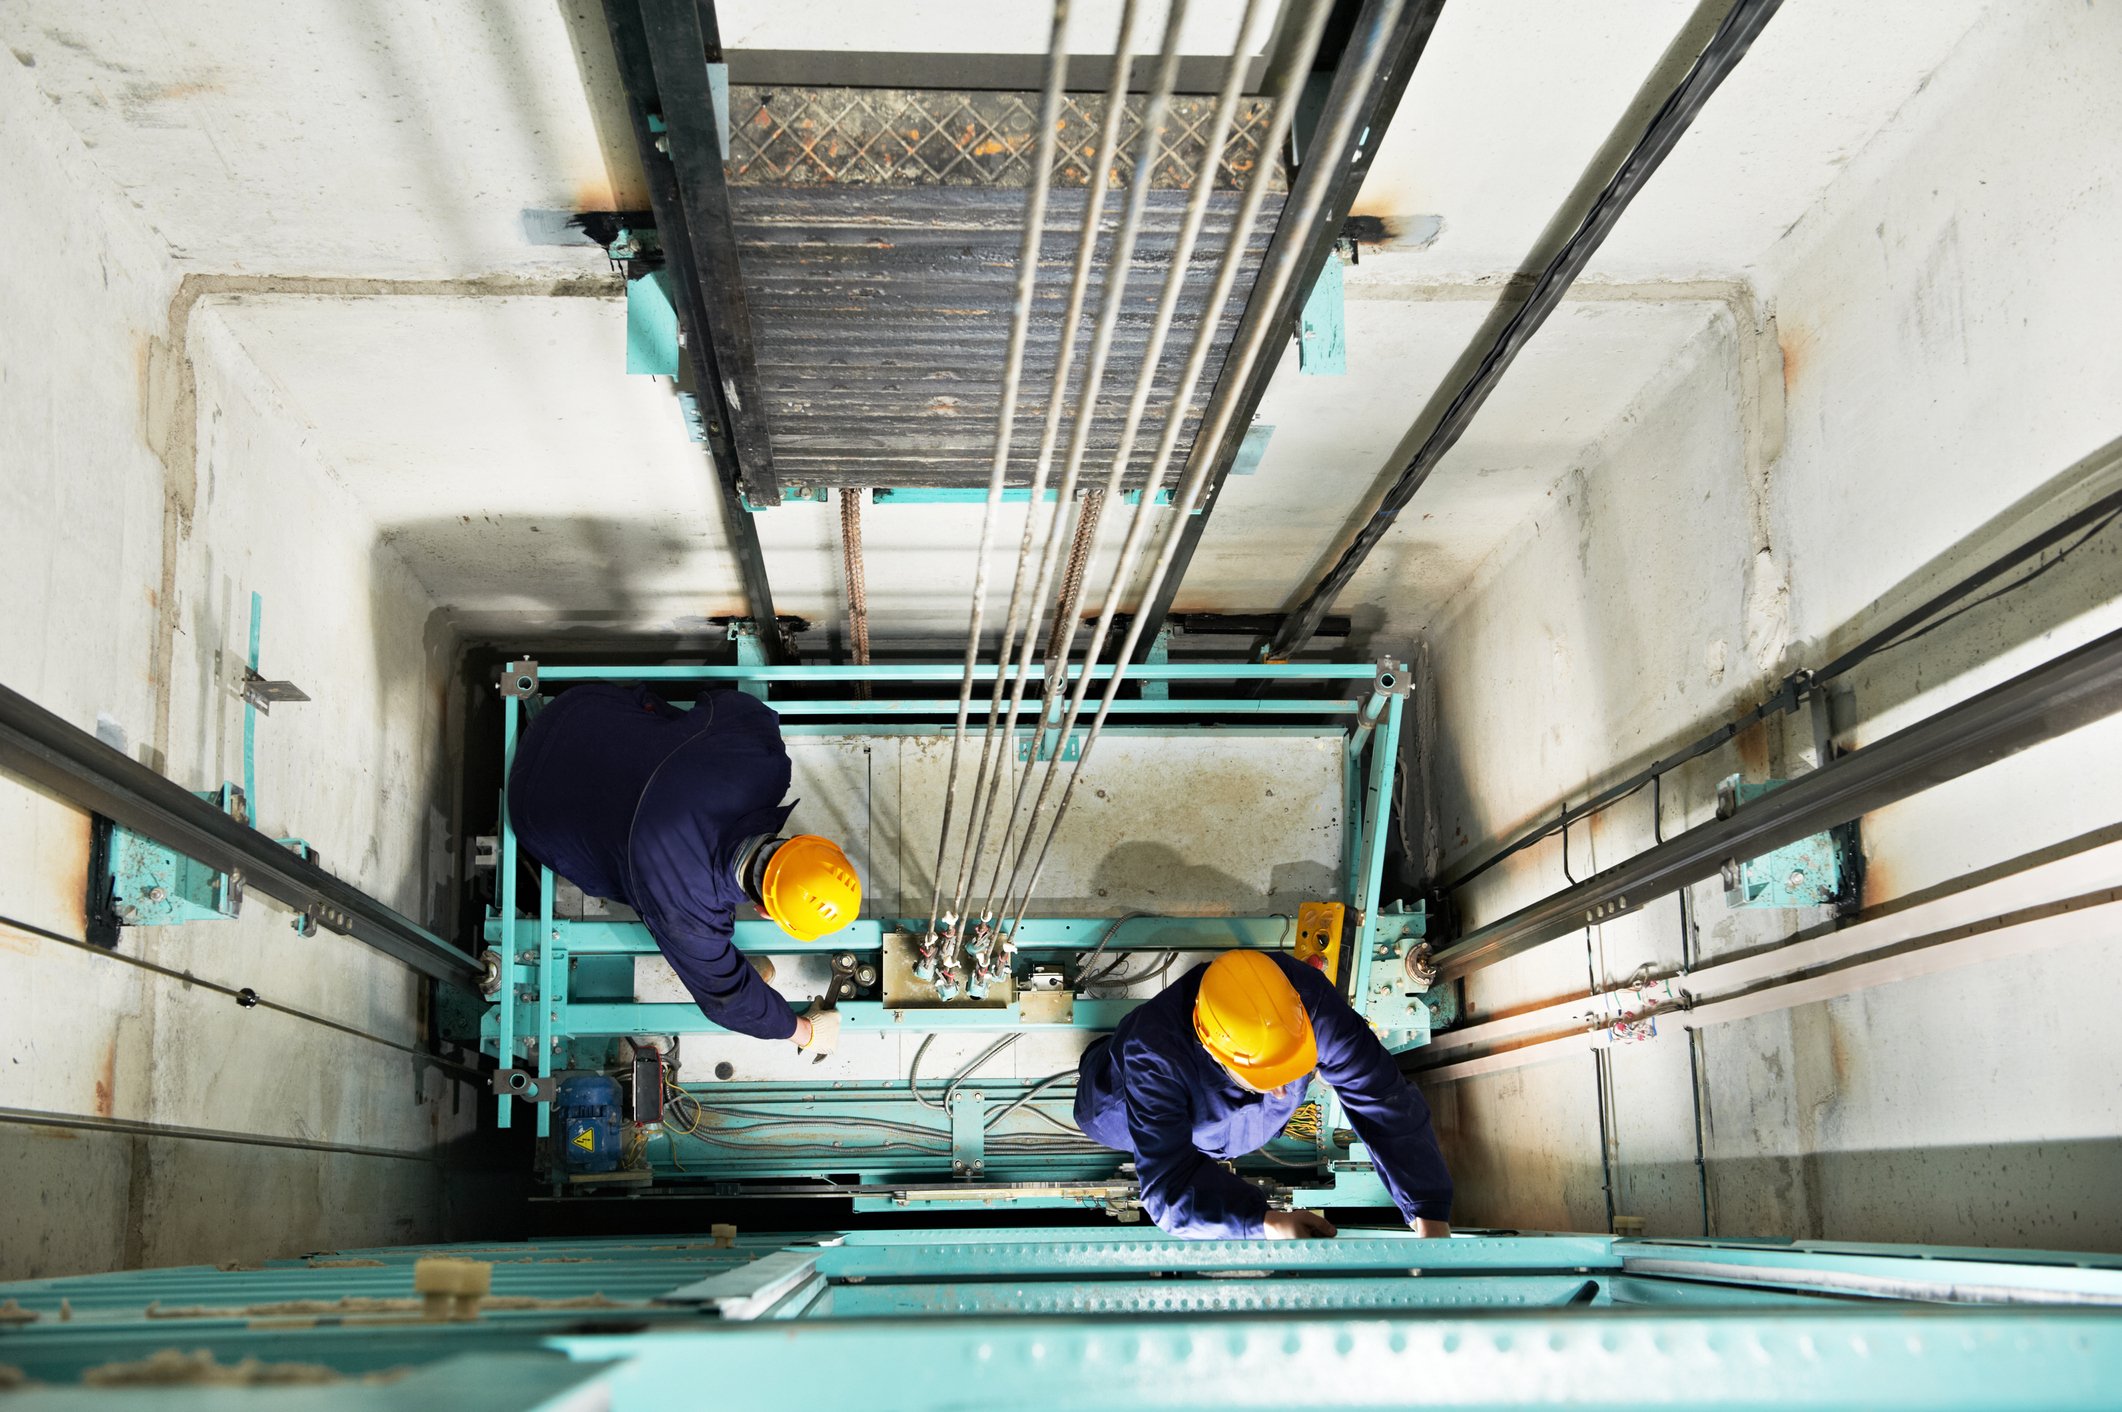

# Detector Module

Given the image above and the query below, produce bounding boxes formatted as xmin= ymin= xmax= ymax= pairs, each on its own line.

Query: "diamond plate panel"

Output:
xmin=729 ymin=87 xmax=1287 ymax=191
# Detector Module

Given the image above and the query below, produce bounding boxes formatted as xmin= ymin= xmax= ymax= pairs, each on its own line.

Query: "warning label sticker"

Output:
xmin=571 ymin=1128 xmax=595 ymax=1151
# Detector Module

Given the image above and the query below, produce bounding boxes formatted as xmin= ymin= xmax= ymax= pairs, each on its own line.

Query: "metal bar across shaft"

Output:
xmin=601 ymin=0 xmax=790 ymax=654
xmin=1264 ymin=0 xmax=1784 ymax=660
xmin=0 ymin=681 xmax=477 ymax=988
xmin=1429 ymin=624 xmax=2122 ymax=979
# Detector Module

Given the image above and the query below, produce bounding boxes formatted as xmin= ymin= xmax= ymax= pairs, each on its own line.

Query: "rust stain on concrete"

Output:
xmin=94 ymin=1038 xmax=118 ymax=1117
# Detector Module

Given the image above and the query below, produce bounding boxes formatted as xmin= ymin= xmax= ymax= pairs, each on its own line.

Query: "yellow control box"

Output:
xmin=1291 ymin=901 xmax=1345 ymax=983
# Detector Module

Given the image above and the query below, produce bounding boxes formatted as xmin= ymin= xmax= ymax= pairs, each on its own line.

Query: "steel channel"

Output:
xmin=0 ymin=681 xmax=476 ymax=988
xmin=531 ymin=662 xmax=1379 ymax=681
xmin=1266 ymin=0 xmax=1785 ymax=659
xmin=1431 ymin=625 xmax=2122 ymax=979
xmin=536 ymin=865 xmax=555 ymax=1139
xmin=600 ymin=0 xmax=788 ymax=649
xmin=496 ymin=694 xmax=521 ymax=1125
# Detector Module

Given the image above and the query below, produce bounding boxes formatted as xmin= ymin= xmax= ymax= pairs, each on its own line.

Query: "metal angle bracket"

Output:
xmin=101 ymin=782 xmax=249 ymax=928
xmin=500 ymin=660 xmax=540 ymax=699
xmin=235 ymin=668 xmax=310 ymax=715
xmin=495 ymin=1068 xmax=557 ymax=1103
xmin=951 ymin=1090 xmax=987 ymax=1179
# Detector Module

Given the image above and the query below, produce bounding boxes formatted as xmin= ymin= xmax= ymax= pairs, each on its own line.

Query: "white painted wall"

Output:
xmin=1420 ymin=0 xmax=2122 ymax=1250
xmin=0 ymin=55 xmax=473 ymax=1278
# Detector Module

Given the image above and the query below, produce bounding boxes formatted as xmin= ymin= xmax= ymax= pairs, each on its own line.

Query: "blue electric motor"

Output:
xmin=552 ymin=1074 xmax=623 ymax=1175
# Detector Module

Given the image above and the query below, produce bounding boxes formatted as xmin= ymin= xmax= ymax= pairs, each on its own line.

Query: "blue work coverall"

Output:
xmin=1075 ymin=952 xmax=1452 ymax=1238
xmin=507 ymin=684 xmax=799 ymax=1041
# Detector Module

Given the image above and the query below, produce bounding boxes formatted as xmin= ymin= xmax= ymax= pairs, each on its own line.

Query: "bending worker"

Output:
xmin=1076 ymin=950 xmax=1452 ymax=1239
xmin=508 ymin=682 xmax=859 ymax=1052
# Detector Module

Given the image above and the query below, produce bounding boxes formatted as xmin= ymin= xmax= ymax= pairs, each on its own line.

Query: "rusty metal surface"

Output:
xmin=733 ymin=186 xmax=1283 ymax=490
xmin=728 ymin=87 xmax=1286 ymax=191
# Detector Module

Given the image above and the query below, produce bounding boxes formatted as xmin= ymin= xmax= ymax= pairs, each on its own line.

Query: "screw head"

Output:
xmin=236 ymin=987 xmax=260 ymax=1008
xmin=147 ymin=887 xmax=168 ymax=902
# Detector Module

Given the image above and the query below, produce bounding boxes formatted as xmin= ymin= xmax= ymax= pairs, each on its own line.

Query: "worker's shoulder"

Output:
xmin=688 ymin=688 xmax=786 ymax=738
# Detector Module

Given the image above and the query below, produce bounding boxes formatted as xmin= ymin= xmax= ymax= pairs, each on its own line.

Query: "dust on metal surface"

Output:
xmin=726 ymin=88 xmax=1287 ymax=192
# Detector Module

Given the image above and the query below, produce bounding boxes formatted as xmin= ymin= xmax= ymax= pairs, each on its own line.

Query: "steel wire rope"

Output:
xmin=921 ymin=0 xmax=1079 ymax=942
xmin=951 ymin=0 xmax=1178 ymax=928
xmin=994 ymin=0 xmax=1358 ymax=936
xmin=978 ymin=0 xmax=1279 ymax=929
xmin=932 ymin=1 xmax=1131 ymax=931
xmin=987 ymin=0 xmax=1284 ymax=932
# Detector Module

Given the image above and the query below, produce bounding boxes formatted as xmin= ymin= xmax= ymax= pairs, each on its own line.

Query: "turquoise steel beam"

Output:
xmin=761 ymin=698 xmax=1357 ymax=717
xmin=822 ymin=1272 xmax=1606 ymax=1316
xmin=484 ymin=916 xmax=1292 ymax=956
xmin=553 ymin=1313 xmax=2122 ymax=1412
xmin=536 ymin=865 xmax=555 ymax=1140
xmin=560 ymin=998 xmax=1141 ymax=1034
xmin=495 ymin=694 xmax=520 ymax=1127
xmin=534 ymin=662 xmax=1380 ymax=683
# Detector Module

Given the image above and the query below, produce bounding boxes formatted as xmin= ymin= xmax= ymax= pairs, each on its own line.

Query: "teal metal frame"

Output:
xmin=480 ymin=656 xmax=1415 ymax=1208
xmin=7 ymin=1228 xmax=2122 ymax=1405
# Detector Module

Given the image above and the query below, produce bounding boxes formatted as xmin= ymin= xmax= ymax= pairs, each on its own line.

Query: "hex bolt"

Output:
xmin=147 ymin=887 xmax=168 ymax=902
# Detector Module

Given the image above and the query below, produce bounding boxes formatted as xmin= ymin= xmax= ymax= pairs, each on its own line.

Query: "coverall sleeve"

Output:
xmin=1292 ymin=962 xmax=1453 ymax=1223
xmin=646 ymin=914 xmax=799 ymax=1042
xmin=1122 ymin=1042 xmax=1272 ymax=1239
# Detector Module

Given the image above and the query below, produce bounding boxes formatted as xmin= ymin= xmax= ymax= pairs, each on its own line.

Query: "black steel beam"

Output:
xmin=634 ymin=0 xmax=780 ymax=507
xmin=1264 ymin=0 xmax=1783 ymax=660
xmin=602 ymin=0 xmax=793 ymax=660
xmin=1428 ymin=624 xmax=2122 ymax=981
xmin=0 ymin=682 xmax=480 ymax=988
xmin=1129 ymin=0 xmax=1447 ymax=661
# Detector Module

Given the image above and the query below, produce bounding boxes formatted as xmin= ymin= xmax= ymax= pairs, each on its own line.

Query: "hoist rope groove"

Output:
xmin=922 ymin=0 xmax=1078 ymax=940
xmin=998 ymin=0 xmax=1391 ymax=937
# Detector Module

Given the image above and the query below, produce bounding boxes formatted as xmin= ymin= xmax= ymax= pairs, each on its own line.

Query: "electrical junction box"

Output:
xmin=1292 ymin=901 xmax=1344 ymax=981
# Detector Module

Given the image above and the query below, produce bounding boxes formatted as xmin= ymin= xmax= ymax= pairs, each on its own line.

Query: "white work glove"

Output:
xmin=795 ymin=1009 xmax=841 ymax=1058
xmin=1261 ymin=1209 xmax=1338 ymax=1240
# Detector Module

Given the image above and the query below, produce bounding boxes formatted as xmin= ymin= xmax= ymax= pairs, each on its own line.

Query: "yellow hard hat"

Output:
xmin=758 ymin=835 xmax=861 ymax=942
xmin=1193 ymin=951 xmax=1316 ymax=1091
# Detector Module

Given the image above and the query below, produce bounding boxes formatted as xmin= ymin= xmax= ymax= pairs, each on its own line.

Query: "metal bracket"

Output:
xmin=1375 ymin=658 xmax=1412 ymax=697
xmin=950 ymin=1090 xmax=987 ymax=1178
xmin=500 ymin=660 xmax=540 ymax=698
xmin=494 ymin=1069 xmax=556 ymax=1103
xmin=235 ymin=667 xmax=310 ymax=715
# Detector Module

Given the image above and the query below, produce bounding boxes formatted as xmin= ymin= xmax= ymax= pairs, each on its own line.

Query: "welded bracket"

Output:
xmin=950 ymin=1090 xmax=987 ymax=1178
xmin=500 ymin=660 xmax=540 ymax=698
xmin=495 ymin=1068 xmax=557 ymax=1103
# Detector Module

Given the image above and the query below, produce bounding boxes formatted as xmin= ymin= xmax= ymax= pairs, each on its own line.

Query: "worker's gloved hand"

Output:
xmin=795 ymin=1008 xmax=841 ymax=1058
xmin=1411 ymin=1218 xmax=1452 ymax=1239
xmin=1261 ymin=1209 xmax=1338 ymax=1240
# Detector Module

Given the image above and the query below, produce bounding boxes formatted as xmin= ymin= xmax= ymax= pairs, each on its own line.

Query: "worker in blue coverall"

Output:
xmin=1076 ymin=949 xmax=1453 ymax=1239
xmin=507 ymin=683 xmax=861 ymax=1052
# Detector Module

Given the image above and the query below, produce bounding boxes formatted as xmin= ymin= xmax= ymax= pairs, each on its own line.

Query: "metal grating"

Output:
xmin=734 ymin=186 xmax=1283 ymax=491
xmin=727 ymin=87 xmax=1287 ymax=192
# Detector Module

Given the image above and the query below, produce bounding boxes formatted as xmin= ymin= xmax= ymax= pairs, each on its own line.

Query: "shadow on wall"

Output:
xmin=1426 ymin=434 xmax=2122 ymax=881
xmin=372 ymin=514 xmax=747 ymax=638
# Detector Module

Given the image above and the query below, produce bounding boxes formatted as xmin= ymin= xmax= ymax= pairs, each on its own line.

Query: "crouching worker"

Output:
xmin=508 ymin=683 xmax=859 ymax=1053
xmin=1076 ymin=949 xmax=1452 ymax=1239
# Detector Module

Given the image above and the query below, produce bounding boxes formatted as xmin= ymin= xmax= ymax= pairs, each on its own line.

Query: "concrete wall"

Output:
xmin=0 ymin=58 xmax=473 ymax=1278
xmin=1419 ymin=0 xmax=2122 ymax=1250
